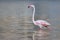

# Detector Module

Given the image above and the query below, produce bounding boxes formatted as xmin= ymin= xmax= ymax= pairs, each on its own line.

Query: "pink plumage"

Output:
xmin=28 ymin=4 xmax=51 ymax=30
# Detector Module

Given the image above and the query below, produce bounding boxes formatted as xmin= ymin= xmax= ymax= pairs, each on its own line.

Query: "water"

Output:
xmin=0 ymin=0 xmax=60 ymax=40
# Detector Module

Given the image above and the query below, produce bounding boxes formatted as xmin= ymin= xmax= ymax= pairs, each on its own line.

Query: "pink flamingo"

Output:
xmin=28 ymin=4 xmax=51 ymax=30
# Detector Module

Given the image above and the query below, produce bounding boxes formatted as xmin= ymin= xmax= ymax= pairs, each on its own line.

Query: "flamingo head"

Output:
xmin=28 ymin=4 xmax=35 ymax=8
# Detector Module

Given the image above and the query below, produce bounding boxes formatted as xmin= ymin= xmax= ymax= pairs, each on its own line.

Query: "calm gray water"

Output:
xmin=0 ymin=0 xmax=60 ymax=40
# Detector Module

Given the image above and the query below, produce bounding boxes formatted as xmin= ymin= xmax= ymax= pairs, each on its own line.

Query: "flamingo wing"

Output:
xmin=35 ymin=20 xmax=51 ymax=26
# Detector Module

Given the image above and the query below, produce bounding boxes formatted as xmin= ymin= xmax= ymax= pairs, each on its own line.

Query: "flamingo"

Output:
xmin=28 ymin=4 xmax=51 ymax=30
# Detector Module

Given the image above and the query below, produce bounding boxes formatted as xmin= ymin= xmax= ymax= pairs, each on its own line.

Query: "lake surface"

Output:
xmin=0 ymin=0 xmax=60 ymax=40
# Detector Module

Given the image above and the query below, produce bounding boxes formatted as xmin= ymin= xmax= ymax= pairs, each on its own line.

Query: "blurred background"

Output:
xmin=0 ymin=0 xmax=60 ymax=40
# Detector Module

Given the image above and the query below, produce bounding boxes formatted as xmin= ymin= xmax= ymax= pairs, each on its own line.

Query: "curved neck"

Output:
xmin=32 ymin=6 xmax=35 ymax=23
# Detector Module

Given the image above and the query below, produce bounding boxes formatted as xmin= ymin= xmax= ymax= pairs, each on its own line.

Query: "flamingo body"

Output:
xmin=34 ymin=20 xmax=51 ymax=28
xmin=28 ymin=4 xmax=51 ymax=30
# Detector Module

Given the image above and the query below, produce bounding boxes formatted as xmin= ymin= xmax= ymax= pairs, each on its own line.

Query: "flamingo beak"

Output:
xmin=28 ymin=6 xmax=30 ymax=8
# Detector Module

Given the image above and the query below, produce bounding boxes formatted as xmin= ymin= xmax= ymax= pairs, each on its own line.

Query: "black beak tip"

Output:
xmin=28 ymin=6 xmax=30 ymax=8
